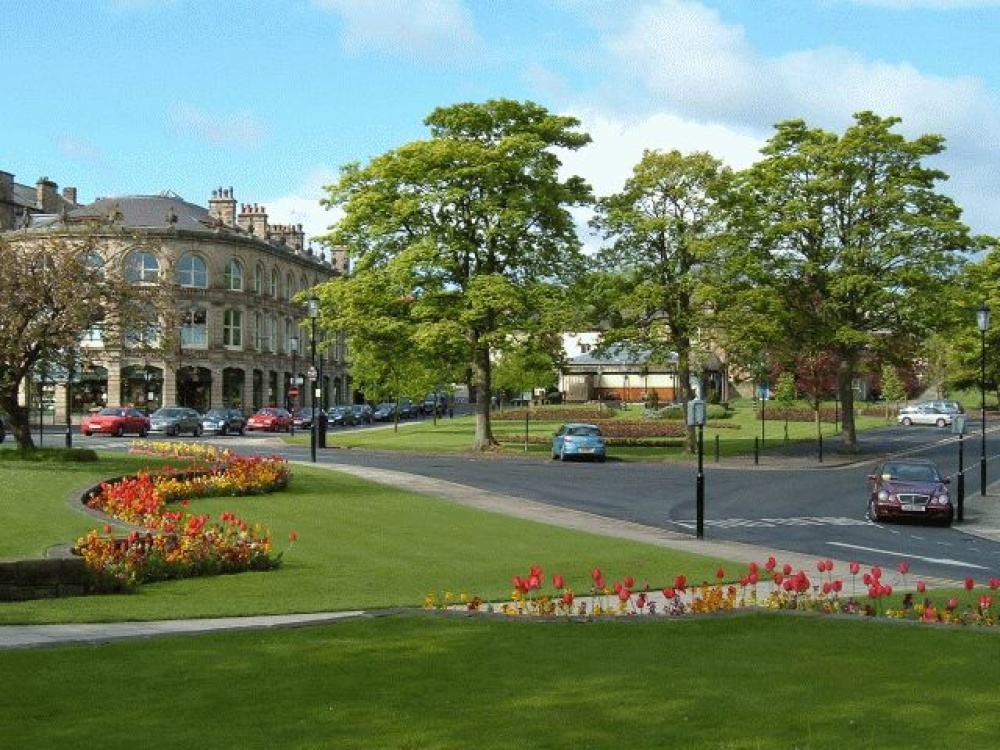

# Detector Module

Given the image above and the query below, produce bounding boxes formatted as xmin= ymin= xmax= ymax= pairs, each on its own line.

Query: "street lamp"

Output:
xmin=308 ymin=294 xmax=320 ymax=463
xmin=979 ymin=302 xmax=990 ymax=496
xmin=289 ymin=335 xmax=299 ymax=437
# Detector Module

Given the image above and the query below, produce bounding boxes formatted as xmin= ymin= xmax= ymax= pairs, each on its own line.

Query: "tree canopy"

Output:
xmin=321 ymin=99 xmax=593 ymax=449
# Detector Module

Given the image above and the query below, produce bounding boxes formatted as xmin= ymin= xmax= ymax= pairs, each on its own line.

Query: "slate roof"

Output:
xmin=66 ymin=193 xmax=216 ymax=231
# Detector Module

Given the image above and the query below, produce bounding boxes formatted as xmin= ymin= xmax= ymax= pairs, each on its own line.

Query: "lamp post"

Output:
xmin=289 ymin=335 xmax=299 ymax=437
xmin=308 ymin=294 xmax=319 ymax=463
xmin=979 ymin=303 xmax=990 ymax=496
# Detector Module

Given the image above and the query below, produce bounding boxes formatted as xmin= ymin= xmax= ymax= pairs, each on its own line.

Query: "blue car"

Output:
xmin=551 ymin=423 xmax=607 ymax=462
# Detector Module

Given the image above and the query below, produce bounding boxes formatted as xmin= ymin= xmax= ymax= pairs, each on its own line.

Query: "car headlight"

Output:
xmin=934 ymin=492 xmax=950 ymax=505
xmin=878 ymin=490 xmax=890 ymax=502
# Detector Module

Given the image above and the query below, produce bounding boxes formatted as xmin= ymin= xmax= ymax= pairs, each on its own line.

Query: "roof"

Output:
xmin=66 ymin=194 xmax=215 ymax=231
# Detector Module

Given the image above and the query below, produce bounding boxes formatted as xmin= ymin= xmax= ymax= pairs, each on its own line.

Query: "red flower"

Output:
xmin=552 ymin=574 xmax=565 ymax=590
xmin=288 ymin=530 xmax=298 ymax=543
xmin=980 ymin=595 xmax=994 ymax=611
xmin=618 ymin=588 xmax=630 ymax=602
xmin=782 ymin=563 xmax=793 ymax=576
xmin=916 ymin=581 xmax=927 ymax=593
xmin=832 ymin=579 xmax=843 ymax=593
xmin=715 ymin=567 xmax=726 ymax=580
xmin=674 ymin=575 xmax=687 ymax=592
xmin=624 ymin=575 xmax=635 ymax=589
xmin=871 ymin=566 xmax=882 ymax=580
xmin=965 ymin=577 xmax=976 ymax=591
xmin=560 ymin=591 xmax=574 ymax=606
xmin=749 ymin=561 xmax=759 ymax=575
xmin=662 ymin=587 xmax=676 ymax=599
xmin=748 ymin=572 xmax=758 ymax=585
xmin=849 ymin=561 xmax=860 ymax=576
xmin=898 ymin=561 xmax=909 ymax=575
xmin=947 ymin=598 xmax=958 ymax=611
xmin=990 ymin=577 xmax=1000 ymax=590
xmin=591 ymin=567 xmax=602 ymax=582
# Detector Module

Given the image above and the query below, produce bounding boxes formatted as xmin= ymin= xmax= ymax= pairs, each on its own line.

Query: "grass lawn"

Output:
xmin=0 ymin=457 xmax=737 ymax=624
xmin=4 ymin=442 xmax=998 ymax=748
xmin=4 ymin=612 xmax=1000 ymax=749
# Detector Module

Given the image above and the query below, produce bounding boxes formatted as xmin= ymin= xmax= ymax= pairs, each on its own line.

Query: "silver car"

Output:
xmin=898 ymin=405 xmax=952 ymax=428
xmin=149 ymin=406 xmax=204 ymax=437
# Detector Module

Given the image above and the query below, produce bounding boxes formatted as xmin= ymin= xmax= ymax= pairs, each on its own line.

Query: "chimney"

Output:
xmin=36 ymin=177 xmax=59 ymax=212
xmin=62 ymin=186 xmax=78 ymax=205
xmin=209 ymin=186 xmax=238 ymax=226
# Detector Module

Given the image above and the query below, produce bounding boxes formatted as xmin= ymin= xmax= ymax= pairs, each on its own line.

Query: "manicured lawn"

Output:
xmin=4 ymin=612 xmax=1000 ymax=749
xmin=0 ymin=457 xmax=737 ymax=624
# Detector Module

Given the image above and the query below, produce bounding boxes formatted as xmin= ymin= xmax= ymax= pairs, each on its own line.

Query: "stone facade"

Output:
xmin=3 ymin=180 xmax=349 ymax=423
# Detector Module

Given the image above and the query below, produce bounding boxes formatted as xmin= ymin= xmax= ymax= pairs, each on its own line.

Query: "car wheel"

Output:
xmin=84 ymin=431 xmax=92 ymax=437
xmin=139 ymin=428 xmax=148 ymax=438
xmin=169 ymin=426 xmax=178 ymax=437
xmin=194 ymin=425 xmax=203 ymax=437
xmin=936 ymin=418 xmax=947 ymax=428
xmin=901 ymin=417 xmax=913 ymax=426
xmin=867 ymin=498 xmax=880 ymax=522
xmin=115 ymin=424 xmax=124 ymax=437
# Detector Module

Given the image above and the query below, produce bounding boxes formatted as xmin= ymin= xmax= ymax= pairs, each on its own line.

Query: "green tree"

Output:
xmin=590 ymin=150 xmax=731 ymax=452
xmin=880 ymin=364 xmax=907 ymax=420
xmin=773 ymin=370 xmax=797 ymax=441
xmin=0 ymin=232 xmax=164 ymax=449
xmin=321 ymin=99 xmax=592 ymax=449
xmin=720 ymin=112 xmax=973 ymax=452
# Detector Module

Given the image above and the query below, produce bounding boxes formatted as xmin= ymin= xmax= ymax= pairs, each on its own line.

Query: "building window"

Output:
xmin=224 ymin=309 xmax=243 ymax=348
xmin=254 ymin=263 xmax=264 ymax=294
xmin=181 ymin=307 xmax=207 ymax=348
xmin=224 ymin=259 xmax=244 ymax=292
xmin=125 ymin=250 xmax=159 ymax=284
xmin=285 ymin=272 xmax=295 ymax=301
xmin=177 ymin=254 xmax=208 ymax=288
xmin=270 ymin=268 xmax=279 ymax=298
xmin=254 ymin=311 xmax=264 ymax=351
xmin=267 ymin=314 xmax=277 ymax=352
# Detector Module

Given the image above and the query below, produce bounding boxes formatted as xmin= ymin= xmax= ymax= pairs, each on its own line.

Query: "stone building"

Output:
xmin=2 ymin=174 xmax=348 ymax=422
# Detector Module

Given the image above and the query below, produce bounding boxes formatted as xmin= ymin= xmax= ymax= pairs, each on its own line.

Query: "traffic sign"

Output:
xmin=288 ymin=387 xmax=300 ymax=398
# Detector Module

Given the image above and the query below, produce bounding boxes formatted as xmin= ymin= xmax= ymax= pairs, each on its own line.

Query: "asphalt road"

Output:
xmin=66 ymin=418 xmax=1000 ymax=584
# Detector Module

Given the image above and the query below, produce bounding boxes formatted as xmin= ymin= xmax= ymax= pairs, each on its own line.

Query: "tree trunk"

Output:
xmin=838 ymin=357 xmax=859 ymax=452
xmin=0 ymin=393 xmax=35 ymax=451
xmin=471 ymin=339 xmax=497 ymax=451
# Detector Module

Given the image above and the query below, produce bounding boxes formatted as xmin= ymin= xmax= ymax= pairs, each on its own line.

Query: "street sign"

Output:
xmin=307 ymin=366 xmax=318 ymax=381
xmin=288 ymin=387 xmax=300 ymax=398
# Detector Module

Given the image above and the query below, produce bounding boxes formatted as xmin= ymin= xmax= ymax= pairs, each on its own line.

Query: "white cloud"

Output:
xmin=263 ymin=166 xmax=342 ymax=245
xmin=170 ymin=103 xmax=266 ymax=148
xmin=312 ymin=0 xmax=482 ymax=63
xmin=57 ymin=134 xmax=102 ymax=161
xmin=582 ymin=0 xmax=1000 ymax=235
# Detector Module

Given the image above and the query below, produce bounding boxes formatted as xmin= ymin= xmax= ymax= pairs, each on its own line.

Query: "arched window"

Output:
xmin=285 ymin=272 xmax=295 ymax=301
xmin=254 ymin=312 xmax=264 ymax=351
xmin=125 ymin=250 xmax=159 ymax=284
xmin=267 ymin=314 xmax=278 ymax=351
xmin=254 ymin=263 xmax=264 ymax=294
xmin=81 ymin=251 xmax=105 ymax=272
xmin=224 ymin=309 xmax=243 ymax=348
xmin=177 ymin=254 xmax=208 ymax=288
xmin=224 ymin=258 xmax=244 ymax=292
xmin=270 ymin=268 xmax=279 ymax=298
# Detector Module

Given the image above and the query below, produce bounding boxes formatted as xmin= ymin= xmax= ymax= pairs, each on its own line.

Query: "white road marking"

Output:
xmin=826 ymin=541 xmax=988 ymax=569
xmin=670 ymin=516 xmax=870 ymax=530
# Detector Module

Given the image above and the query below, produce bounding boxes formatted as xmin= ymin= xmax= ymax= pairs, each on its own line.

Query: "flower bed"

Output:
xmin=75 ymin=443 xmax=292 ymax=591
xmin=430 ymin=558 xmax=1000 ymax=628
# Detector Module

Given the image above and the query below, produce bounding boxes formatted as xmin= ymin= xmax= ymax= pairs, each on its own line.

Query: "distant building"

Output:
xmin=2 ymin=171 xmax=349 ymax=421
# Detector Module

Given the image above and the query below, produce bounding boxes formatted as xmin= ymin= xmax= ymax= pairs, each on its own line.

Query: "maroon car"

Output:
xmin=867 ymin=458 xmax=953 ymax=526
xmin=81 ymin=407 xmax=150 ymax=437
xmin=246 ymin=407 xmax=293 ymax=433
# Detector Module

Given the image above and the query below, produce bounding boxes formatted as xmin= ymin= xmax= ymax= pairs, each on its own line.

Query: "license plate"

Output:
xmin=901 ymin=504 xmax=925 ymax=512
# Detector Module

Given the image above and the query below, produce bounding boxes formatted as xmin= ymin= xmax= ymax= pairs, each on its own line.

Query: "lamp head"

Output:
xmin=978 ymin=302 xmax=991 ymax=333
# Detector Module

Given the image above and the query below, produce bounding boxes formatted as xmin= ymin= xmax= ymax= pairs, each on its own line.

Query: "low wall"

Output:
xmin=0 ymin=557 xmax=95 ymax=601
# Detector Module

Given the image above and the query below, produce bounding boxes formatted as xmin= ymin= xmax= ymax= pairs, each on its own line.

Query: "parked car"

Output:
xmin=81 ymin=407 xmax=150 ymax=437
xmin=918 ymin=399 xmax=964 ymax=415
xmin=350 ymin=404 xmax=374 ymax=425
xmin=327 ymin=406 xmax=356 ymax=427
xmin=200 ymin=408 xmax=246 ymax=436
xmin=397 ymin=399 xmax=417 ymax=419
xmin=898 ymin=404 xmax=952 ymax=428
xmin=149 ymin=406 xmax=203 ymax=437
xmin=292 ymin=407 xmax=324 ymax=430
xmin=421 ymin=393 xmax=447 ymax=416
xmin=867 ymin=458 xmax=953 ymax=526
xmin=373 ymin=402 xmax=397 ymax=422
xmin=246 ymin=407 xmax=293 ymax=432
xmin=551 ymin=423 xmax=607 ymax=462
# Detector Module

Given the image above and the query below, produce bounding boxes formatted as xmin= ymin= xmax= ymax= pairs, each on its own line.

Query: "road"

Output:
xmin=65 ymin=418 xmax=1000 ymax=584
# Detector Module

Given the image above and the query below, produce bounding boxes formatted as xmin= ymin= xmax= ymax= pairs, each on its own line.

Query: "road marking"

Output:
xmin=670 ymin=516 xmax=870 ymax=530
xmin=827 ymin=542 xmax=988 ymax=569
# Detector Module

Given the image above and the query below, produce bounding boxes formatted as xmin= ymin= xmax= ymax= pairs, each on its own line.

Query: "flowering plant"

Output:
xmin=435 ymin=558 xmax=1000 ymax=629
xmin=76 ymin=443 xmax=293 ymax=591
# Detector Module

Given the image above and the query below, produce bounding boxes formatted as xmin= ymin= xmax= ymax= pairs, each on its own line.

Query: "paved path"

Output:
xmin=5 ymin=453 xmax=1000 ymax=650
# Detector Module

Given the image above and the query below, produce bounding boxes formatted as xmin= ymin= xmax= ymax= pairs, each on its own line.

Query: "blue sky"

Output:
xmin=4 ymin=0 xmax=999 ymax=244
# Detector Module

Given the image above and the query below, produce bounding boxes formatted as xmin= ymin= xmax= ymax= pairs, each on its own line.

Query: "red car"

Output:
xmin=867 ymin=458 xmax=953 ymax=526
xmin=82 ymin=407 xmax=150 ymax=437
xmin=246 ymin=407 xmax=293 ymax=432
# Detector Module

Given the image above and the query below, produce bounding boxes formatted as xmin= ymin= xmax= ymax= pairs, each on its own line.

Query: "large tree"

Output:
xmin=0 ymin=231 xmax=161 ymax=449
xmin=321 ymin=99 xmax=592 ymax=449
xmin=719 ymin=112 xmax=973 ymax=452
xmin=590 ymin=149 xmax=731 ymax=452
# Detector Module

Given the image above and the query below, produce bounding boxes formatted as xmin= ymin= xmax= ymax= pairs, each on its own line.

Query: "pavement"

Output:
xmin=5 ymin=434 xmax=1000 ymax=650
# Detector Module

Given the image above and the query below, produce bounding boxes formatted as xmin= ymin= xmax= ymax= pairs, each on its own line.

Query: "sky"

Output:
xmin=4 ymin=0 xmax=999 ymax=247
